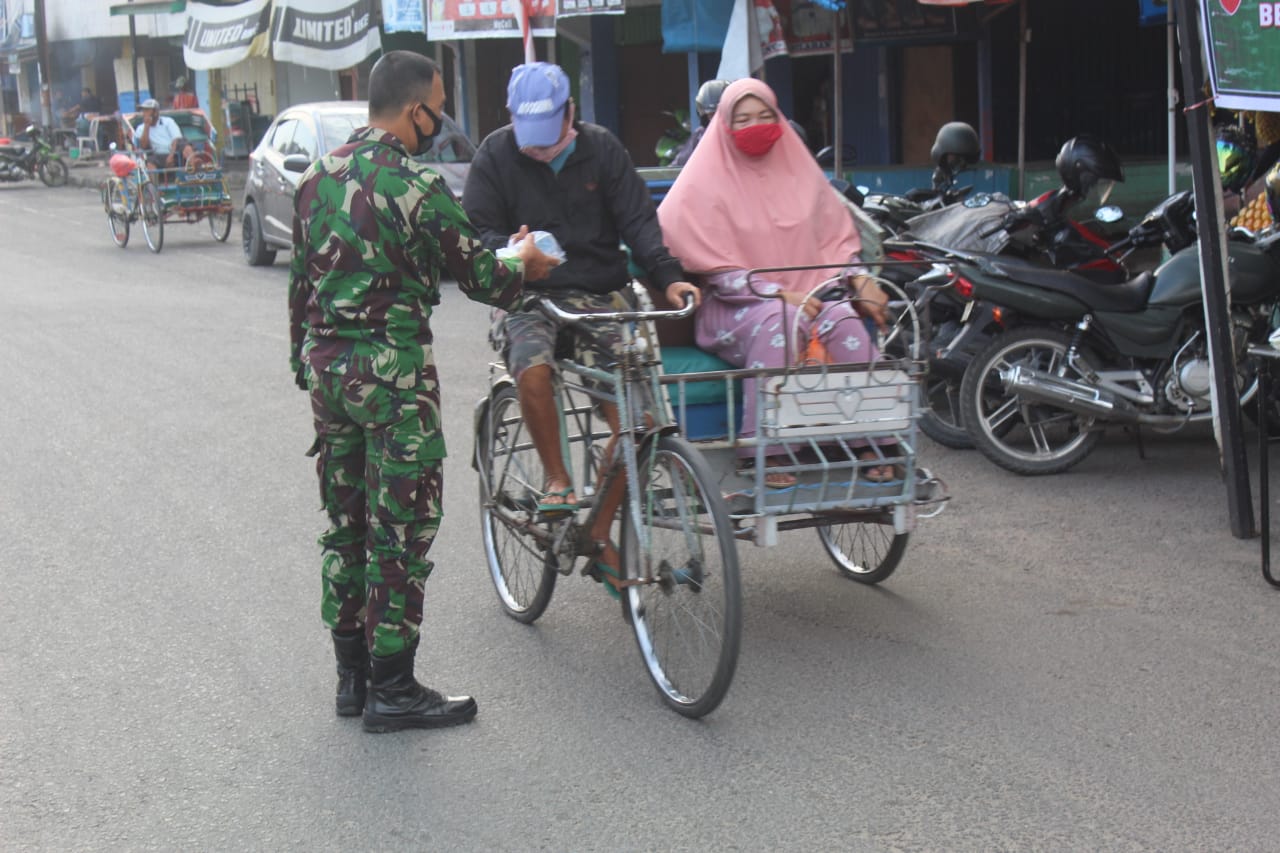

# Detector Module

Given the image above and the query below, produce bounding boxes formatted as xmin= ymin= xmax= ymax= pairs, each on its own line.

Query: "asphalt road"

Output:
xmin=3 ymin=182 xmax=1280 ymax=852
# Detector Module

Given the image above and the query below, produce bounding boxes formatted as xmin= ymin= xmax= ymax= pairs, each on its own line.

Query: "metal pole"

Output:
xmin=831 ymin=7 xmax=842 ymax=179
xmin=34 ymin=0 xmax=51 ymax=129
xmin=129 ymin=11 xmax=140 ymax=109
xmin=1016 ymin=0 xmax=1027 ymax=200
xmin=1167 ymin=1 xmax=1177 ymax=196
xmin=1173 ymin=0 xmax=1255 ymax=539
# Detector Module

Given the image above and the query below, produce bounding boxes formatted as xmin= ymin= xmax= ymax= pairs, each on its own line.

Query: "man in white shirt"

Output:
xmin=133 ymin=98 xmax=193 ymax=172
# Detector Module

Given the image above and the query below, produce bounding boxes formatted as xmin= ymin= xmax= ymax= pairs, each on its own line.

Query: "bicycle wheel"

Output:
xmin=140 ymin=182 xmax=164 ymax=254
xmin=477 ymin=386 xmax=557 ymax=623
xmin=621 ymin=434 xmax=741 ymax=718
xmin=106 ymin=180 xmax=129 ymax=248
xmin=817 ymin=521 xmax=909 ymax=584
xmin=208 ymin=208 xmax=232 ymax=242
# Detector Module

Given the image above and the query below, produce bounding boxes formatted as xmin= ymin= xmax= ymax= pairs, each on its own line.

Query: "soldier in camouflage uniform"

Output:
xmin=288 ymin=51 xmax=559 ymax=733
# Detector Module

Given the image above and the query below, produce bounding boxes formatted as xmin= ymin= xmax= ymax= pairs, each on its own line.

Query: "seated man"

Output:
xmin=132 ymin=98 xmax=193 ymax=175
xmin=463 ymin=62 xmax=699 ymax=594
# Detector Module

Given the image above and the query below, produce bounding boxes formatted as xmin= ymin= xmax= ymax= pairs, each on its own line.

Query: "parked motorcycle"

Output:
xmin=861 ymin=121 xmax=982 ymax=235
xmin=0 ymin=126 xmax=68 ymax=186
xmin=952 ymin=191 xmax=1280 ymax=476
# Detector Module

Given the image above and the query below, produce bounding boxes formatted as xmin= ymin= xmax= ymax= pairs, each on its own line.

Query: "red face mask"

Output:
xmin=731 ymin=122 xmax=783 ymax=157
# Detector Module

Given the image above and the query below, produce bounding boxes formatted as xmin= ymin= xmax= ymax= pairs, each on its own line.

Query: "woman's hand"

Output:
xmin=665 ymin=281 xmax=701 ymax=309
xmin=852 ymin=275 xmax=891 ymax=331
xmin=781 ymin=290 xmax=823 ymax=320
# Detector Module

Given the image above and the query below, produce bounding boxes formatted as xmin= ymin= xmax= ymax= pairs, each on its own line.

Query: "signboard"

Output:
xmin=383 ymin=0 xmax=426 ymax=32
xmin=850 ymin=0 xmax=956 ymax=42
xmin=774 ymin=1 xmax=851 ymax=56
xmin=184 ymin=0 xmax=272 ymax=71
xmin=426 ymin=0 xmax=556 ymax=40
xmin=556 ymin=0 xmax=624 ymax=17
xmin=1200 ymin=0 xmax=1280 ymax=110
xmin=272 ymin=0 xmax=382 ymax=70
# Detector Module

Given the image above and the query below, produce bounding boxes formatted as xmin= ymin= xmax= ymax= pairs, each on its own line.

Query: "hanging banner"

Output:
xmin=383 ymin=0 xmax=426 ymax=32
xmin=851 ymin=1 xmax=956 ymax=42
xmin=556 ymin=0 xmax=624 ymax=17
xmin=427 ymin=0 xmax=555 ymax=40
xmin=758 ymin=0 xmax=788 ymax=60
xmin=661 ymin=0 xmax=735 ymax=54
xmin=773 ymin=0 xmax=851 ymax=56
xmin=1200 ymin=0 xmax=1280 ymax=111
xmin=183 ymin=0 xmax=273 ymax=71
xmin=272 ymin=0 xmax=382 ymax=70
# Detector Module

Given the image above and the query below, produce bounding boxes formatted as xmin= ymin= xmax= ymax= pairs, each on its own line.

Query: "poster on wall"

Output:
xmin=383 ymin=0 xmax=427 ymax=33
xmin=427 ymin=0 xmax=556 ymax=39
xmin=183 ymin=0 xmax=273 ymax=71
xmin=272 ymin=0 xmax=383 ymax=71
xmin=773 ymin=1 xmax=851 ymax=56
xmin=556 ymin=0 xmax=624 ymax=17
xmin=1200 ymin=0 xmax=1280 ymax=111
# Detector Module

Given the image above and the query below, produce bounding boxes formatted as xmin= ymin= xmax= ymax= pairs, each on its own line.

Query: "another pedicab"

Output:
xmin=101 ymin=147 xmax=233 ymax=253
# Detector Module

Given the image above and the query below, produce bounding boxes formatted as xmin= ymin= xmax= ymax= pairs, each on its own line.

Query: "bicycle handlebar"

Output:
xmin=537 ymin=292 xmax=697 ymax=323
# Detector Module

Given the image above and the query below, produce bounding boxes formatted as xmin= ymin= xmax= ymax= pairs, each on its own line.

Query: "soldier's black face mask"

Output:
xmin=412 ymin=102 xmax=442 ymax=154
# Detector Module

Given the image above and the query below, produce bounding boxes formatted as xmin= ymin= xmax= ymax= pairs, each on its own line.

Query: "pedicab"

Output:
xmin=474 ymin=263 xmax=949 ymax=719
xmin=101 ymin=146 xmax=233 ymax=252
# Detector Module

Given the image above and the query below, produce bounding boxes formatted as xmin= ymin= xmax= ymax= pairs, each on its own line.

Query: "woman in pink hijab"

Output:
xmin=658 ymin=78 xmax=891 ymax=486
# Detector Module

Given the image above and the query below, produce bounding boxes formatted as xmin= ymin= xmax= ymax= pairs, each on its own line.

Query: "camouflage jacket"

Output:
xmin=288 ymin=127 xmax=524 ymax=385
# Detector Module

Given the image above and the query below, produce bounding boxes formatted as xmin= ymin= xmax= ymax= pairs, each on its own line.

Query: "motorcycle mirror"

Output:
xmin=963 ymin=192 xmax=993 ymax=209
xmin=1095 ymin=205 xmax=1124 ymax=224
xmin=856 ymin=184 xmax=870 ymax=196
xmin=109 ymin=142 xmax=118 ymax=151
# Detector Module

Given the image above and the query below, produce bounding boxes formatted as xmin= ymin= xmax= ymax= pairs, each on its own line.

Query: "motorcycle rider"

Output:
xmin=672 ymin=80 xmax=730 ymax=167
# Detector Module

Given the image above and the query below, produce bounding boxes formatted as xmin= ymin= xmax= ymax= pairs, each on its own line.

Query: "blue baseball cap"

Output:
xmin=507 ymin=62 xmax=571 ymax=148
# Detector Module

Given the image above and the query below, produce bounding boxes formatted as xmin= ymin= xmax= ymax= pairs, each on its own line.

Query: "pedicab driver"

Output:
xmin=463 ymin=62 xmax=699 ymax=597
xmin=132 ymin=98 xmax=194 ymax=171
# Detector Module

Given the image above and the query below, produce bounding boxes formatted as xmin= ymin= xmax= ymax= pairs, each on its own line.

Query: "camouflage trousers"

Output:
xmin=308 ymin=368 xmax=444 ymax=658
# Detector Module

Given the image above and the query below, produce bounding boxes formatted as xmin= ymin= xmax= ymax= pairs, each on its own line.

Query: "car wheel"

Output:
xmin=242 ymin=201 xmax=277 ymax=266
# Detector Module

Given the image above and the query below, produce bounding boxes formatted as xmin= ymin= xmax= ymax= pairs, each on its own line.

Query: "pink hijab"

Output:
xmin=658 ymin=78 xmax=861 ymax=294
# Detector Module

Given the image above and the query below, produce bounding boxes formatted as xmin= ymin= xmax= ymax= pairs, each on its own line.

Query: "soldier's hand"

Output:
xmin=518 ymin=234 xmax=560 ymax=282
xmin=508 ymin=224 xmax=530 ymax=246
xmin=294 ymin=363 xmax=309 ymax=391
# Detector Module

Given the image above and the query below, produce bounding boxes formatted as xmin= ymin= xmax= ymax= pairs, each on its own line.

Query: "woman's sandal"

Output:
xmin=536 ymin=484 xmax=578 ymax=513
xmin=858 ymin=450 xmax=904 ymax=485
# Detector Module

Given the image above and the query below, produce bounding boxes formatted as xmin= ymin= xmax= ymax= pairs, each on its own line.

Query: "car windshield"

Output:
xmin=318 ymin=111 xmax=366 ymax=151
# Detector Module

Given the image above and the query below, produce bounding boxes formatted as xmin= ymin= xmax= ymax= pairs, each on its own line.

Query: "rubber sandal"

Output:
xmin=536 ymin=485 xmax=578 ymax=513
xmin=587 ymin=541 xmax=622 ymax=600
xmin=857 ymin=452 xmax=904 ymax=485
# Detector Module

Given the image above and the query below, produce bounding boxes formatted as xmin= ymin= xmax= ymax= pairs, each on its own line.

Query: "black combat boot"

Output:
xmin=331 ymin=629 xmax=369 ymax=717
xmin=362 ymin=646 xmax=478 ymax=733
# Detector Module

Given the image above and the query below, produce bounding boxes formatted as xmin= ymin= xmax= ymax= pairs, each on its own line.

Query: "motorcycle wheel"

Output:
xmin=919 ymin=375 xmax=973 ymax=449
xmin=39 ymin=158 xmax=68 ymax=187
xmin=959 ymin=326 xmax=1101 ymax=476
xmin=1240 ymin=325 xmax=1280 ymax=439
xmin=106 ymin=180 xmax=129 ymax=248
xmin=140 ymin=182 xmax=164 ymax=254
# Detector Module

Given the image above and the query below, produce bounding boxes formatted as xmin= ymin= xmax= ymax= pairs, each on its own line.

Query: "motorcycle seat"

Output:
xmin=0 ymin=144 xmax=27 ymax=156
xmin=988 ymin=256 xmax=1155 ymax=313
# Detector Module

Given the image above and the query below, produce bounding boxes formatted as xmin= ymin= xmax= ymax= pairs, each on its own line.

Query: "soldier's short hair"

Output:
xmin=369 ymin=51 xmax=439 ymax=119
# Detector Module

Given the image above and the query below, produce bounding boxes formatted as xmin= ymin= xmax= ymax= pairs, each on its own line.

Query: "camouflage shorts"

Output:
xmin=503 ymin=290 xmax=628 ymax=385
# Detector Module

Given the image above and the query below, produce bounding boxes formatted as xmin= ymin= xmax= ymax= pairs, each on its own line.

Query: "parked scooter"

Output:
xmin=0 ymin=126 xmax=68 ymax=186
xmin=952 ymin=178 xmax=1280 ymax=476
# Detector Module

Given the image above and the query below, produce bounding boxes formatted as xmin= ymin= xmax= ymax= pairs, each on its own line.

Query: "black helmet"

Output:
xmin=930 ymin=121 xmax=980 ymax=172
xmin=695 ymin=80 xmax=731 ymax=123
xmin=1266 ymin=160 xmax=1280 ymax=226
xmin=1216 ymin=123 xmax=1255 ymax=193
xmin=1055 ymin=135 xmax=1124 ymax=195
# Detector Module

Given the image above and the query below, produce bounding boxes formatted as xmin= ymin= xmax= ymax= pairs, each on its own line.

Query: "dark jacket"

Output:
xmin=463 ymin=121 xmax=685 ymax=295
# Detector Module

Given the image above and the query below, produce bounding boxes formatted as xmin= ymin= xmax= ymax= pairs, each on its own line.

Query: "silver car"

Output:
xmin=241 ymin=100 xmax=474 ymax=266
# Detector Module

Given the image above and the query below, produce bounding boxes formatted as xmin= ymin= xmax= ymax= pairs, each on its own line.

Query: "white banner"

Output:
xmin=184 ymin=0 xmax=273 ymax=71
xmin=272 ymin=0 xmax=382 ymax=71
